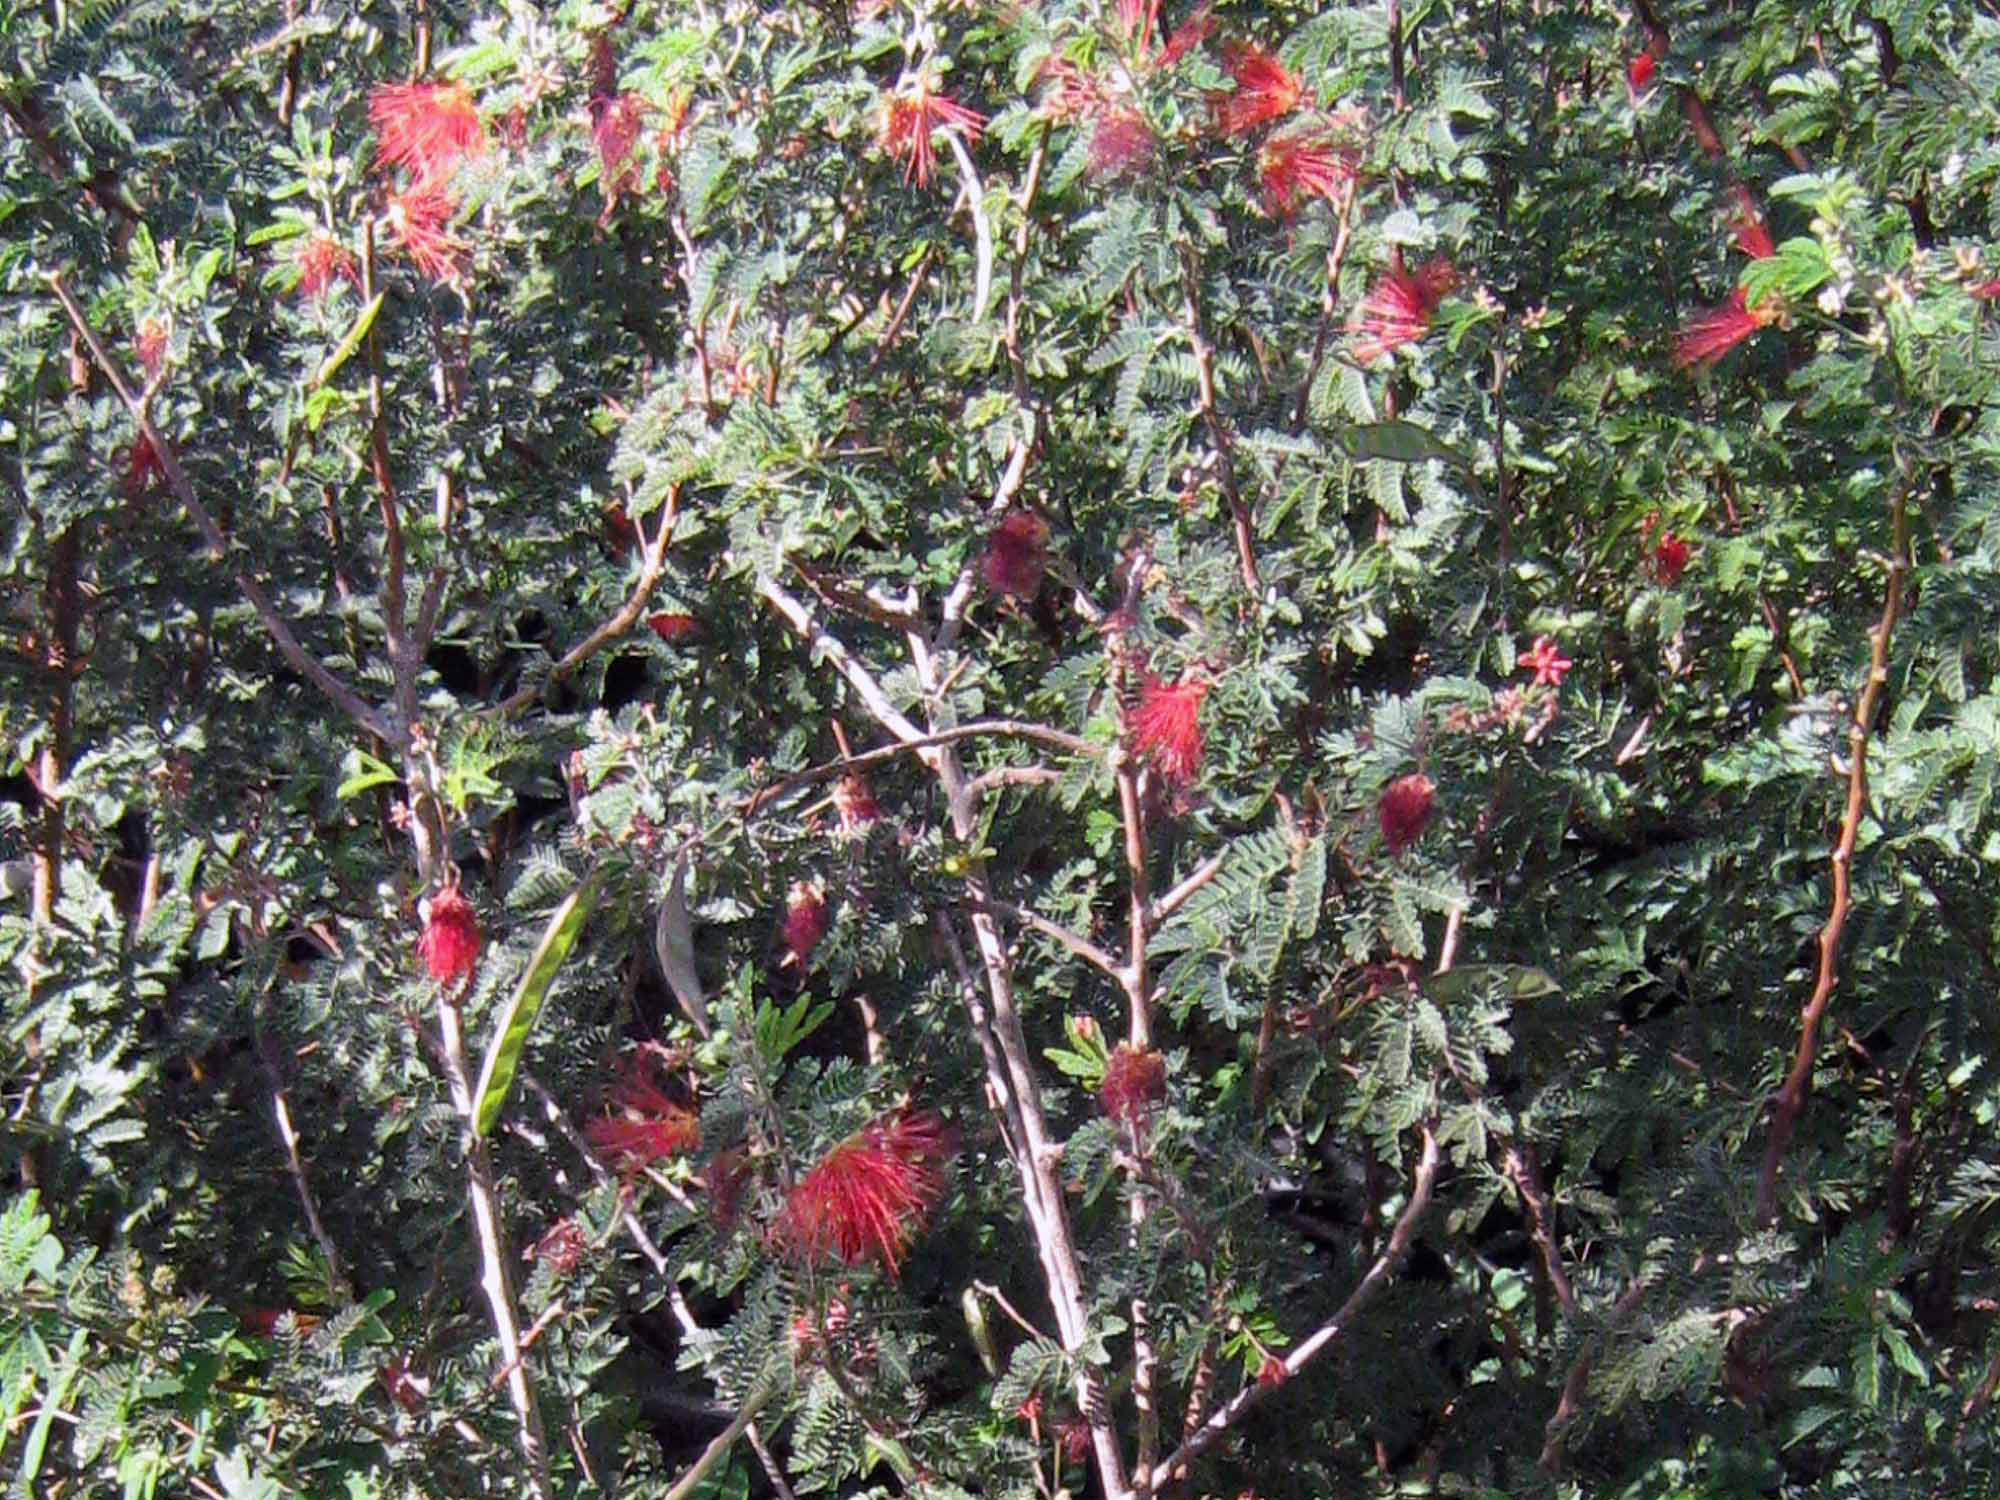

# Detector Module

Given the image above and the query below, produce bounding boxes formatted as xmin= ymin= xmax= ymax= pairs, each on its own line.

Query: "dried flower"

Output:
xmin=1673 ymin=288 xmax=1779 ymax=368
xmin=832 ymin=773 xmax=882 ymax=832
xmin=1130 ymin=674 xmax=1209 ymax=784
xmin=1258 ymin=129 xmax=1357 ymax=218
xmin=1055 ymin=1418 xmax=1091 ymax=1465
xmin=1352 ymin=258 xmax=1458 ymax=364
xmin=369 ymin=81 xmax=486 ymax=185
xmin=585 ymin=1044 xmax=700 ymax=1171
xmin=1211 ymin=44 xmax=1302 ymax=137
xmin=384 ymin=184 xmax=468 ymax=285
xmin=984 ymin=510 xmax=1049 ymax=597
xmin=1626 ymin=51 xmax=1656 ymax=90
xmin=772 ymin=1111 xmax=953 ymax=1276
xmin=1520 ymin=636 xmax=1573 ymax=688
xmin=881 ymin=81 xmax=986 ymax=189
xmin=418 ymin=885 xmax=480 ymax=984
xmin=648 ymin=612 xmax=700 ymax=643
xmin=705 ymin=1145 xmax=752 ymax=1231
xmin=122 ymin=434 xmax=167 ymax=500
xmin=1378 ymin=773 xmax=1435 ymax=854
xmin=526 ymin=1218 xmax=587 ymax=1277
xmin=1100 ymin=1044 xmax=1166 ymax=1125
xmin=782 ymin=881 xmax=829 ymax=965
xmin=592 ymin=92 xmax=650 ymax=212
xmin=1016 ymin=1393 xmax=1045 ymax=1426
xmin=296 ymin=236 xmax=358 ymax=300
xmin=1089 ymin=107 xmax=1157 ymax=180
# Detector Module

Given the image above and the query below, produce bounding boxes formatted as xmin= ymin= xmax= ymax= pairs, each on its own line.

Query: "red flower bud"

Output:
xmin=1257 ymin=1354 xmax=1289 ymax=1388
xmin=782 ymin=882 xmax=829 ymax=965
xmin=983 ymin=510 xmax=1049 ymax=598
xmin=1626 ymin=51 xmax=1656 ymax=90
xmin=1378 ymin=773 xmax=1435 ymax=855
xmin=418 ymin=886 xmax=480 ymax=984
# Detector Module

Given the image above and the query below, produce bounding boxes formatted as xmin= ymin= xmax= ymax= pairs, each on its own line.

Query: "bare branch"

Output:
xmin=1147 ymin=851 xmax=1226 ymax=929
xmin=1756 ymin=467 xmax=1911 ymax=1225
xmin=979 ymin=893 xmax=1125 ymax=982
xmin=1160 ymin=1127 xmax=1441 ymax=1483
xmin=49 ymin=274 xmax=394 ymax=742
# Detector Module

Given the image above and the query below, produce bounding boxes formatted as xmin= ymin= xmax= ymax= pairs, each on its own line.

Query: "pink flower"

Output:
xmin=384 ymin=184 xmax=468 ymax=285
xmin=1259 ymin=129 xmax=1357 ymax=218
xmin=1100 ymin=1044 xmax=1166 ymax=1125
xmin=881 ymin=82 xmax=986 ymax=188
xmin=585 ymin=1044 xmax=700 ymax=1172
xmin=1157 ymin=7 xmax=1214 ymax=65
xmin=1378 ymin=773 xmax=1435 ymax=854
xmin=1971 ymin=279 xmax=2000 ymax=300
xmin=1673 ymin=288 xmax=1778 ymax=368
xmin=648 ymin=612 xmax=700 ymax=643
xmin=592 ymin=93 xmax=651 ymax=211
xmin=782 ymin=882 xmax=829 ymax=965
xmin=418 ymin=886 xmax=480 ymax=984
xmin=369 ymin=82 xmax=486 ymax=185
xmin=1210 ymin=44 xmax=1302 ymax=137
xmin=1351 ymin=259 xmax=1458 ymax=364
xmin=1130 ymin=674 xmax=1209 ymax=784
xmin=295 ymin=236 xmax=358 ymax=300
xmin=983 ymin=510 xmax=1049 ymax=597
xmin=772 ymin=1111 xmax=953 ymax=1277
xmin=1521 ymin=636 xmax=1573 ymax=688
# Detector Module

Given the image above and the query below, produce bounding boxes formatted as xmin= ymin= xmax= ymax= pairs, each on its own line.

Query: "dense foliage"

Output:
xmin=9 ymin=0 xmax=2000 ymax=1496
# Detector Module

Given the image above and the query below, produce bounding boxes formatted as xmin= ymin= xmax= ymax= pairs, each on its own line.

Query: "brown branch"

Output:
xmin=490 ymin=492 xmax=678 ymax=718
xmin=979 ymin=894 xmax=1125 ymax=982
xmin=1755 ymin=469 xmax=1910 ymax=1225
xmin=1159 ymin=1127 xmax=1440 ymax=1485
xmin=48 ymin=275 xmax=395 ymax=742
xmin=1290 ymin=185 xmax=1359 ymax=433
xmin=1179 ymin=248 xmax=1260 ymax=600
xmin=1147 ymin=850 xmax=1227 ymax=929
xmin=1540 ymin=1278 xmax=1648 ymax=1472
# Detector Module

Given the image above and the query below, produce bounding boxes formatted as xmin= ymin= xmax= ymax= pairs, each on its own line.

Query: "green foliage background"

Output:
xmin=7 ymin=0 xmax=2000 ymax=1496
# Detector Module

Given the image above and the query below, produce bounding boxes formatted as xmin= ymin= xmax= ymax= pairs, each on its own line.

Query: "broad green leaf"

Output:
xmin=473 ymin=874 xmax=600 ymax=1138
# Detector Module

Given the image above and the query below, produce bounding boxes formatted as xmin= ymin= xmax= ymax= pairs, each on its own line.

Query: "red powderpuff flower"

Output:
xmin=1352 ymin=258 xmax=1458 ymax=364
xmin=772 ymin=1111 xmax=954 ymax=1277
xmin=296 ymin=236 xmax=358 ymax=300
xmin=1100 ymin=1044 xmax=1166 ymax=1125
xmin=1378 ymin=773 xmax=1435 ymax=854
xmin=648 ymin=612 xmax=700 ymax=643
xmin=1651 ymin=532 xmax=1690 ymax=584
xmin=585 ymin=1044 xmax=701 ymax=1171
xmin=1130 ymin=674 xmax=1209 ymax=784
xmin=1054 ymin=1419 xmax=1091 ymax=1465
xmin=1211 ymin=43 xmax=1302 ymax=137
xmin=122 ymin=434 xmax=168 ymax=500
xmin=1157 ymin=7 xmax=1214 ymax=66
xmin=1259 ymin=129 xmax=1357 ymax=218
xmin=1626 ymin=51 xmax=1656 ymax=90
xmin=984 ymin=510 xmax=1049 ymax=597
xmin=880 ymin=82 xmax=986 ymax=188
xmin=384 ymin=184 xmax=469 ymax=285
xmin=1089 ymin=107 xmax=1157 ymax=181
xmin=369 ymin=81 xmax=486 ymax=184
xmin=782 ymin=882 xmax=829 ymax=966
xmin=1521 ymin=635 xmax=1573 ymax=688
xmin=1730 ymin=185 xmax=1776 ymax=261
xmin=418 ymin=886 xmax=480 ymax=984
xmin=1673 ymin=288 xmax=1780 ymax=369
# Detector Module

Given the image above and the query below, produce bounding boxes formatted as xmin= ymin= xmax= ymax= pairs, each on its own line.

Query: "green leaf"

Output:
xmin=753 ymin=994 xmax=833 ymax=1065
xmin=1330 ymin=420 xmax=1474 ymax=472
xmin=335 ymin=749 xmax=400 ymax=801
xmin=472 ymin=873 xmax=600 ymax=1138
xmin=309 ymin=292 xmax=385 ymax=391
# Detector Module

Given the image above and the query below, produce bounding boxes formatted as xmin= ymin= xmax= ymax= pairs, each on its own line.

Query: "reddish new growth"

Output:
xmin=1130 ymin=674 xmax=1209 ymax=784
xmin=1521 ymin=635 xmax=1573 ymax=688
xmin=1378 ymin=773 xmax=1435 ymax=854
xmin=369 ymin=82 xmax=486 ymax=185
xmin=983 ymin=510 xmax=1049 ymax=597
xmin=772 ymin=1111 xmax=953 ymax=1277
xmin=417 ymin=886 xmax=479 ymax=984
xmin=881 ymin=81 xmax=986 ymax=188
xmin=296 ymin=236 xmax=358 ymax=300
xmin=648 ymin=612 xmax=700 ymax=643
xmin=1211 ymin=44 xmax=1302 ymax=137
xmin=782 ymin=882 xmax=829 ymax=965
xmin=1972 ymin=279 xmax=2000 ymax=301
xmin=1352 ymin=259 xmax=1458 ymax=364
xmin=1626 ymin=51 xmax=1656 ymax=90
xmin=592 ymin=93 xmax=650 ymax=213
xmin=1258 ymin=128 xmax=1357 ymax=219
xmin=1100 ymin=1044 xmax=1166 ymax=1125
xmin=585 ymin=1044 xmax=700 ymax=1172
xmin=1640 ymin=516 xmax=1691 ymax=584
xmin=385 ymin=185 xmax=468 ymax=285
xmin=1257 ymin=1354 xmax=1289 ymax=1388
xmin=1089 ymin=108 xmax=1157 ymax=181
xmin=122 ymin=435 xmax=167 ymax=500
xmin=135 ymin=319 xmax=168 ymax=381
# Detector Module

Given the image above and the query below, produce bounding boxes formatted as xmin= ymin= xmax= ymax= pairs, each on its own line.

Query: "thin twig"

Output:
xmin=262 ymin=1050 xmax=349 ymax=1303
xmin=48 ymin=274 xmax=393 ymax=741
xmin=1179 ymin=249 xmax=1260 ymax=599
xmin=1147 ymin=851 xmax=1227 ymax=928
xmin=1159 ymin=1127 xmax=1441 ymax=1484
xmin=980 ymin=894 xmax=1125 ymax=982
xmin=945 ymin=131 xmax=994 ymax=327
xmin=1755 ymin=467 xmax=1911 ymax=1225
xmin=664 ymin=1386 xmax=774 ymax=1500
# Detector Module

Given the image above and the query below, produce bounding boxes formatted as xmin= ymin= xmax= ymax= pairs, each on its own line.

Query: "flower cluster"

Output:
xmin=367 ymin=80 xmax=487 ymax=285
xmin=880 ymin=77 xmax=985 ymax=189
xmin=983 ymin=510 xmax=1049 ymax=599
xmin=1352 ymin=258 xmax=1460 ymax=364
xmin=585 ymin=1044 xmax=700 ymax=1172
xmin=772 ymin=1111 xmax=953 ymax=1277
xmin=1100 ymin=1044 xmax=1167 ymax=1125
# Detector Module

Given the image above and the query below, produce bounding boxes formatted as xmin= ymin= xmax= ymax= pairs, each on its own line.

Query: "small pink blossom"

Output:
xmin=1521 ymin=636 xmax=1573 ymax=688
